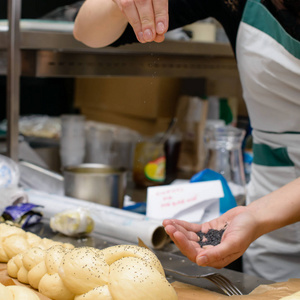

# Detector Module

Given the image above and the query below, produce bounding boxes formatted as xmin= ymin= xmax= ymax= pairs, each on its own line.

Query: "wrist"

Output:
xmin=246 ymin=198 xmax=278 ymax=239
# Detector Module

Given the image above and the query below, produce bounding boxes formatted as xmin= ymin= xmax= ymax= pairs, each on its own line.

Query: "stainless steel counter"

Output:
xmin=27 ymin=219 xmax=273 ymax=296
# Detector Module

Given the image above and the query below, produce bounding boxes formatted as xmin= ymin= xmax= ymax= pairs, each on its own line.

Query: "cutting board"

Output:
xmin=173 ymin=278 xmax=300 ymax=299
xmin=1 ymin=263 xmax=300 ymax=300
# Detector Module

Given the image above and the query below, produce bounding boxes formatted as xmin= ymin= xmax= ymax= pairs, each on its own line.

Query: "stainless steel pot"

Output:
xmin=63 ymin=164 xmax=127 ymax=208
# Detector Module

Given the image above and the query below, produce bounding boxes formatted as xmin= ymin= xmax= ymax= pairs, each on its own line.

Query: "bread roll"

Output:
xmin=22 ymin=247 xmax=46 ymax=271
xmin=3 ymin=235 xmax=30 ymax=261
xmin=0 ymin=223 xmax=26 ymax=238
xmin=28 ymin=261 xmax=47 ymax=290
xmin=26 ymin=232 xmax=42 ymax=248
xmin=0 ymin=283 xmax=40 ymax=300
xmin=0 ymin=283 xmax=14 ymax=300
xmin=7 ymin=253 xmax=23 ymax=278
xmin=7 ymin=243 xmax=73 ymax=286
xmin=0 ymin=224 xmax=28 ymax=262
xmin=6 ymin=285 xmax=40 ymax=300
xmin=58 ymin=247 xmax=109 ymax=295
xmin=0 ymin=223 xmax=74 ymax=265
xmin=280 ymin=291 xmax=300 ymax=299
xmin=101 ymin=245 xmax=165 ymax=276
xmin=45 ymin=245 xmax=69 ymax=275
xmin=75 ymin=285 xmax=113 ymax=300
xmin=38 ymin=273 xmax=74 ymax=300
xmin=109 ymin=256 xmax=177 ymax=300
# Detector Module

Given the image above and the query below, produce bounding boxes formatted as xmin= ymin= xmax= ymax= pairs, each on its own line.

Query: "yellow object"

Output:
xmin=50 ymin=208 xmax=94 ymax=237
xmin=133 ymin=141 xmax=166 ymax=187
xmin=144 ymin=157 xmax=166 ymax=182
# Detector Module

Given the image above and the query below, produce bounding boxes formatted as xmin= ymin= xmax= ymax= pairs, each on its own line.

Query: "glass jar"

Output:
xmin=204 ymin=126 xmax=246 ymax=204
xmin=132 ymin=140 xmax=166 ymax=188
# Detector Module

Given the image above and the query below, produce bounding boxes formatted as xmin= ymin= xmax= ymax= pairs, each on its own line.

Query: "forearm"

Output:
xmin=248 ymin=177 xmax=300 ymax=239
xmin=73 ymin=0 xmax=128 ymax=48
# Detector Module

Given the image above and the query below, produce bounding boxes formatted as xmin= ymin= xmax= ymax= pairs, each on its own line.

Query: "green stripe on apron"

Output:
xmin=253 ymin=143 xmax=294 ymax=166
xmin=242 ymin=0 xmax=300 ymax=59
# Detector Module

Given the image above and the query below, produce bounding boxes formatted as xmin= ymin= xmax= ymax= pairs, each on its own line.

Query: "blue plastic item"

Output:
xmin=122 ymin=202 xmax=147 ymax=214
xmin=190 ymin=168 xmax=237 ymax=215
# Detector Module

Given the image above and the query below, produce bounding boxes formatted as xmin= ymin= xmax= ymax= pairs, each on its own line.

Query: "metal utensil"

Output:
xmin=164 ymin=268 xmax=243 ymax=296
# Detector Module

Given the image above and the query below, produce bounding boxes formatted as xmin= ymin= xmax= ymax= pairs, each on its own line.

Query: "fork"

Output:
xmin=164 ymin=268 xmax=243 ymax=296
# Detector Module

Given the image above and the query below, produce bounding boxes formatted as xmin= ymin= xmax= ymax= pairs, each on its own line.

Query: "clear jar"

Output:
xmin=60 ymin=114 xmax=86 ymax=167
xmin=204 ymin=126 xmax=246 ymax=204
xmin=132 ymin=140 xmax=166 ymax=188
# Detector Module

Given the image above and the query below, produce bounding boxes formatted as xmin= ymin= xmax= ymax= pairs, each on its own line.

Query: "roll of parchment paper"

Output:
xmin=27 ymin=189 xmax=170 ymax=249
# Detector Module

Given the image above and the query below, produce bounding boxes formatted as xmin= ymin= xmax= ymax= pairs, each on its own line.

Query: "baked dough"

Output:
xmin=101 ymin=244 xmax=165 ymax=276
xmin=38 ymin=245 xmax=74 ymax=300
xmin=7 ymin=243 xmax=178 ymax=300
xmin=59 ymin=247 xmax=109 ymax=295
xmin=0 ymin=223 xmax=73 ymax=264
xmin=0 ymin=282 xmax=14 ymax=300
xmin=74 ymin=285 xmax=113 ymax=300
xmin=280 ymin=291 xmax=300 ymax=299
xmin=7 ymin=241 xmax=74 ymax=287
xmin=109 ymin=256 xmax=177 ymax=300
xmin=0 ymin=224 xmax=27 ymax=262
xmin=39 ymin=273 xmax=74 ymax=300
xmin=0 ymin=283 xmax=40 ymax=300
xmin=2 ymin=224 xmax=177 ymax=300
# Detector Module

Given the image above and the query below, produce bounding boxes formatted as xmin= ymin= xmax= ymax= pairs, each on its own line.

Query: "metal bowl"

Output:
xmin=63 ymin=163 xmax=127 ymax=208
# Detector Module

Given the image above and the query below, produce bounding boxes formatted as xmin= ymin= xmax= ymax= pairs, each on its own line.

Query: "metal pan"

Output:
xmin=63 ymin=163 xmax=127 ymax=208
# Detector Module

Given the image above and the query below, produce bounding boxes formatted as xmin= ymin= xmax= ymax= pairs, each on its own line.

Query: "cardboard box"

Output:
xmin=75 ymin=77 xmax=181 ymax=120
xmin=80 ymin=107 xmax=172 ymax=136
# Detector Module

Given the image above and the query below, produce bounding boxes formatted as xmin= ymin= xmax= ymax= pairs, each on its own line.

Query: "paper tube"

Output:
xmin=27 ymin=189 xmax=170 ymax=249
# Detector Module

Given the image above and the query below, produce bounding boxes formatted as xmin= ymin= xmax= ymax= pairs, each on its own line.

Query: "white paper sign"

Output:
xmin=146 ymin=180 xmax=224 ymax=222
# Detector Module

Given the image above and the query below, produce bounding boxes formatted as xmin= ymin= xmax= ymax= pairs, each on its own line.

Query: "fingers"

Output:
xmin=114 ymin=0 xmax=145 ymax=42
xmin=113 ymin=0 xmax=168 ymax=43
xmin=165 ymin=219 xmax=203 ymax=232
xmin=153 ymin=33 xmax=165 ymax=43
xmin=196 ymin=246 xmax=241 ymax=269
xmin=152 ymin=0 xmax=168 ymax=35
xmin=134 ymin=0 xmax=156 ymax=42
xmin=172 ymin=231 xmax=202 ymax=263
xmin=195 ymin=234 xmax=245 ymax=268
xmin=163 ymin=220 xmax=200 ymax=242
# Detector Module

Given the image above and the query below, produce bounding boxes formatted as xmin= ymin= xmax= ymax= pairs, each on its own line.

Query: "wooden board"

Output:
xmin=173 ymin=279 xmax=300 ymax=300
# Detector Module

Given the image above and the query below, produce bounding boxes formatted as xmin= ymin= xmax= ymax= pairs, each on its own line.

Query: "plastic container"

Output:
xmin=60 ymin=114 xmax=86 ymax=167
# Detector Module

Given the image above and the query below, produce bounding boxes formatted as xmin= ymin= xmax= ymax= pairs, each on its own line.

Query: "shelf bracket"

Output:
xmin=6 ymin=0 xmax=21 ymax=161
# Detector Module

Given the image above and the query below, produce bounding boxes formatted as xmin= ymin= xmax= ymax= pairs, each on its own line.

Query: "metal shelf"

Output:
xmin=3 ymin=0 xmax=238 ymax=159
xmin=0 ymin=30 xmax=237 ymax=78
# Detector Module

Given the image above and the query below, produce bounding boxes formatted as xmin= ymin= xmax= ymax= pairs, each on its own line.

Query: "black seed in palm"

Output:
xmin=197 ymin=228 xmax=225 ymax=247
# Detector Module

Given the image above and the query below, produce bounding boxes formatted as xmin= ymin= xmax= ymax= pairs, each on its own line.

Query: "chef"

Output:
xmin=73 ymin=0 xmax=300 ymax=282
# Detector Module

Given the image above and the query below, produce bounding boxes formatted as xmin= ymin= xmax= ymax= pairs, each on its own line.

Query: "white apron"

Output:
xmin=236 ymin=0 xmax=300 ymax=281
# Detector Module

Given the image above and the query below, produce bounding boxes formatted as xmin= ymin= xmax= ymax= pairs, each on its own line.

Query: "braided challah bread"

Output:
xmin=0 ymin=223 xmax=73 ymax=264
xmin=8 ymin=244 xmax=178 ymax=300
xmin=0 ymin=283 xmax=40 ymax=300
